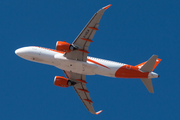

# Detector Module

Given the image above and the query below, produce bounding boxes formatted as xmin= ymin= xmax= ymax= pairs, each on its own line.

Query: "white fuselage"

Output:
xmin=15 ymin=46 xmax=124 ymax=78
xmin=15 ymin=46 xmax=159 ymax=79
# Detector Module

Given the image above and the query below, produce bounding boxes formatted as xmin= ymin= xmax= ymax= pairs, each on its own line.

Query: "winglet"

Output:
xmin=102 ymin=4 xmax=111 ymax=10
xmin=96 ymin=110 xmax=103 ymax=115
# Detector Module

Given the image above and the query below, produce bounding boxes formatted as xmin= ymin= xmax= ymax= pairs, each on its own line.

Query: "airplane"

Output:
xmin=15 ymin=4 xmax=161 ymax=115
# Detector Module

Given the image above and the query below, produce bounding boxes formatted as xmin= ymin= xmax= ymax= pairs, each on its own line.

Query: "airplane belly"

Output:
xmin=54 ymin=54 xmax=97 ymax=75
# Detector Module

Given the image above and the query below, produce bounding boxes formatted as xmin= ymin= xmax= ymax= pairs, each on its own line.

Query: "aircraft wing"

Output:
xmin=63 ymin=70 xmax=102 ymax=114
xmin=64 ymin=4 xmax=111 ymax=62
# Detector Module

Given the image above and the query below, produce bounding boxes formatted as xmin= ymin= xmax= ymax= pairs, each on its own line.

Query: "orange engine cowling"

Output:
xmin=56 ymin=41 xmax=71 ymax=53
xmin=54 ymin=76 xmax=69 ymax=88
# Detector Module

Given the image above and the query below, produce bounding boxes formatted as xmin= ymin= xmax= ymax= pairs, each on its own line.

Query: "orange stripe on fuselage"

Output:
xmin=115 ymin=65 xmax=149 ymax=78
xmin=87 ymin=58 xmax=110 ymax=69
xmin=38 ymin=47 xmax=110 ymax=70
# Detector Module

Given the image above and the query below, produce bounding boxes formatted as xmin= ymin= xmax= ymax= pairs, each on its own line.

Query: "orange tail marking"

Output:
xmin=135 ymin=58 xmax=162 ymax=71
xmin=135 ymin=62 xmax=146 ymax=69
xmin=152 ymin=58 xmax=162 ymax=71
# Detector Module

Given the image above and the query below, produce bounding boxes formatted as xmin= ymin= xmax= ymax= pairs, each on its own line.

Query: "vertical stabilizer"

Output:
xmin=141 ymin=78 xmax=154 ymax=93
xmin=140 ymin=55 xmax=158 ymax=72
xmin=135 ymin=58 xmax=161 ymax=71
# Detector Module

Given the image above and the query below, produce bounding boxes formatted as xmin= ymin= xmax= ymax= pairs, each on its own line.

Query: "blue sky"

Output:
xmin=1 ymin=0 xmax=180 ymax=119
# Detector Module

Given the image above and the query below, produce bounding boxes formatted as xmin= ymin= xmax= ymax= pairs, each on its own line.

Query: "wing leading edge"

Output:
xmin=64 ymin=4 xmax=111 ymax=62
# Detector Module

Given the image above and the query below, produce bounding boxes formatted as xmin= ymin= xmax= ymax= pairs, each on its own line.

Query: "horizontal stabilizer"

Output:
xmin=141 ymin=78 xmax=154 ymax=93
xmin=140 ymin=55 xmax=158 ymax=72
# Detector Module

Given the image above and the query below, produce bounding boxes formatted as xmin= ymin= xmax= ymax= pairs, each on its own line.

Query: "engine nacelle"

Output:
xmin=56 ymin=41 xmax=72 ymax=53
xmin=54 ymin=76 xmax=69 ymax=88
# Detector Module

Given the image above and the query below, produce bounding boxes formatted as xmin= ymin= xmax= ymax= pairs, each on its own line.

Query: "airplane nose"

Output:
xmin=15 ymin=49 xmax=19 ymax=55
xmin=15 ymin=47 xmax=28 ymax=57
xmin=15 ymin=48 xmax=22 ymax=55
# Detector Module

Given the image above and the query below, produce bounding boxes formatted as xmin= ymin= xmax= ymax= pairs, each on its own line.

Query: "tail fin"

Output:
xmin=135 ymin=56 xmax=161 ymax=72
xmin=138 ymin=55 xmax=161 ymax=93
xmin=140 ymin=55 xmax=158 ymax=72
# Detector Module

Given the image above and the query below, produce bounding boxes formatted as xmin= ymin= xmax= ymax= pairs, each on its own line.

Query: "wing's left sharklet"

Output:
xmin=95 ymin=110 xmax=103 ymax=115
xmin=102 ymin=4 xmax=112 ymax=10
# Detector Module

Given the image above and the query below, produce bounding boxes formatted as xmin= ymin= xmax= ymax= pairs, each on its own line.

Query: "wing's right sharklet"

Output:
xmin=140 ymin=55 xmax=158 ymax=72
xmin=102 ymin=4 xmax=111 ymax=10
xmin=96 ymin=110 xmax=103 ymax=115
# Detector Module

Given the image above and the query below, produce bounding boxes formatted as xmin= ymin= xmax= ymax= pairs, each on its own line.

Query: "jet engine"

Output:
xmin=54 ymin=76 xmax=69 ymax=87
xmin=56 ymin=41 xmax=76 ymax=53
